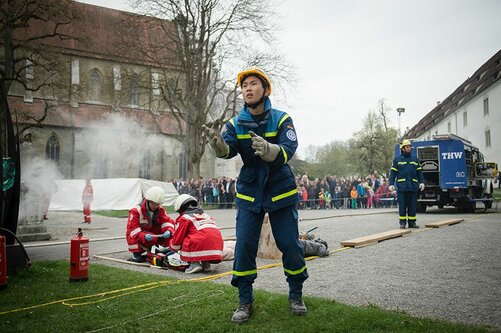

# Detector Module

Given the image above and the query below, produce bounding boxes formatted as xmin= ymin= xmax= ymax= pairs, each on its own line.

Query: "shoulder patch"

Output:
xmin=286 ymin=129 xmax=297 ymax=141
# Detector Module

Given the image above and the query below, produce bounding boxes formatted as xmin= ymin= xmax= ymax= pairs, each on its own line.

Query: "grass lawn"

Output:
xmin=0 ymin=261 xmax=495 ymax=333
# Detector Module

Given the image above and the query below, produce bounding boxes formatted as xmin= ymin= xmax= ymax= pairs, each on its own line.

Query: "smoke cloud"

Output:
xmin=84 ymin=113 xmax=181 ymax=177
xmin=19 ymin=156 xmax=61 ymax=224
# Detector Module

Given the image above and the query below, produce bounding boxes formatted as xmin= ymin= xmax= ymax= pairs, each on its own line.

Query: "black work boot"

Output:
xmin=289 ymin=298 xmax=308 ymax=315
xmin=408 ymin=223 xmax=419 ymax=229
xmin=231 ymin=303 xmax=252 ymax=324
xmin=399 ymin=222 xmax=406 ymax=229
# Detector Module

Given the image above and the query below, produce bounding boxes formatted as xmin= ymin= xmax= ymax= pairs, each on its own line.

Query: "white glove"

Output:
xmin=419 ymin=183 xmax=425 ymax=191
xmin=249 ymin=131 xmax=280 ymax=162
xmin=389 ymin=185 xmax=395 ymax=192
xmin=202 ymin=123 xmax=228 ymax=158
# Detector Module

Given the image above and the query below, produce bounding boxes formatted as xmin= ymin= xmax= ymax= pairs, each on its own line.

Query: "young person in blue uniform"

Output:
xmin=203 ymin=67 xmax=308 ymax=324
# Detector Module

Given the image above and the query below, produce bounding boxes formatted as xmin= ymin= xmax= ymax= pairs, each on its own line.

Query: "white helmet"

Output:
xmin=174 ymin=194 xmax=197 ymax=212
xmin=144 ymin=186 xmax=165 ymax=204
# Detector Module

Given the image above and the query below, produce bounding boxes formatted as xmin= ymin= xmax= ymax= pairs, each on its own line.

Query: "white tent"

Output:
xmin=49 ymin=178 xmax=178 ymax=211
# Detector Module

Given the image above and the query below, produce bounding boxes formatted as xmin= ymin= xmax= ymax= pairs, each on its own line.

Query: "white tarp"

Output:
xmin=49 ymin=178 xmax=178 ymax=211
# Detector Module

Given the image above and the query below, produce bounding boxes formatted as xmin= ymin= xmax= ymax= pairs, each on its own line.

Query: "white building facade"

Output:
xmin=406 ymin=50 xmax=501 ymax=167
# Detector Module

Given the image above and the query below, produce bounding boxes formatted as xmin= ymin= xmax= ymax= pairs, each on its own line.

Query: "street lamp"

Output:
xmin=396 ymin=107 xmax=405 ymax=136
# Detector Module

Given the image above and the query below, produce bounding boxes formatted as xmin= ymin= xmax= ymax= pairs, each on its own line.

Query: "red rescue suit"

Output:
xmin=126 ymin=199 xmax=175 ymax=253
xmin=82 ymin=181 xmax=94 ymax=223
xmin=170 ymin=208 xmax=223 ymax=263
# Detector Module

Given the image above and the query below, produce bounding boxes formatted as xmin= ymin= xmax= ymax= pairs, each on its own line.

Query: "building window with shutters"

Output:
xmin=483 ymin=97 xmax=489 ymax=116
xmin=89 ymin=69 xmax=102 ymax=101
xmin=485 ymin=129 xmax=491 ymax=147
xmin=45 ymin=133 xmax=60 ymax=162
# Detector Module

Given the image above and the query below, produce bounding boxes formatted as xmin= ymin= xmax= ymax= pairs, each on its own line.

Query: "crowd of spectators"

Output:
xmin=295 ymin=173 xmax=397 ymax=210
xmin=171 ymin=172 xmax=398 ymax=210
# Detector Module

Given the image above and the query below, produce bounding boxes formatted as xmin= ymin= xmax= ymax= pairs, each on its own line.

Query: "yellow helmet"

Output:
xmin=400 ymin=139 xmax=412 ymax=149
xmin=237 ymin=66 xmax=272 ymax=94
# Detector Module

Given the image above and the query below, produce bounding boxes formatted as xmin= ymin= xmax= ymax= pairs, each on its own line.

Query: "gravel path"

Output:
xmin=25 ymin=208 xmax=501 ymax=329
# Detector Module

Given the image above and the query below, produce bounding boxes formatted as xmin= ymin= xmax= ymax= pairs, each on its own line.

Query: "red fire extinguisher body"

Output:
xmin=69 ymin=228 xmax=89 ymax=282
xmin=0 ymin=235 xmax=7 ymax=289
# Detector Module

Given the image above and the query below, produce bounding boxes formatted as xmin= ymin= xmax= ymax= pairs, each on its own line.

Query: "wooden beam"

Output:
xmin=93 ymin=255 xmax=168 ymax=269
xmin=425 ymin=218 xmax=464 ymax=228
xmin=341 ymin=229 xmax=412 ymax=248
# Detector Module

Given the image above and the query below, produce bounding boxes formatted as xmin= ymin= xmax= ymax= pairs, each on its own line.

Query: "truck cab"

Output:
xmin=394 ymin=134 xmax=498 ymax=213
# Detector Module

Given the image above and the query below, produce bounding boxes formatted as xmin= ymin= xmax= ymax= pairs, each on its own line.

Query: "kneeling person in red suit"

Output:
xmin=171 ymin=194 xmax=224 ymax=274
xmin=126 ymin=186 xmax=175 ymax=262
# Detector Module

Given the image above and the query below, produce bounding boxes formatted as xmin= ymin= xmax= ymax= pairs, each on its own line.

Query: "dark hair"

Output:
xmin=242 ymin=74 xmax=268 ymax=91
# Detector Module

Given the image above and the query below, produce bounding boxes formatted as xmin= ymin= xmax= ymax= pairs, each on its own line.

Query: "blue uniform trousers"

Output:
xmin=231 ymin=205 xmax=308 ymax=304
xmin=397 ymin=191 xmax=418 ymax=226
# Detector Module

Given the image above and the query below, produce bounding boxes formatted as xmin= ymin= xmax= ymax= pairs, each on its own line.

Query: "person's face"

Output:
xmin=403 ymin=145 xmax=412 ymax=154
xmin=148 ymin=201 xmax=160 ymax=211
xmin=241 ymin=75 xmax=267 ymax=106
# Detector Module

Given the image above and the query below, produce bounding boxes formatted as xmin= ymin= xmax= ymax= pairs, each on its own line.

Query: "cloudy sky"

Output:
xmin=78 ymin=0 xmax=500 ymax=157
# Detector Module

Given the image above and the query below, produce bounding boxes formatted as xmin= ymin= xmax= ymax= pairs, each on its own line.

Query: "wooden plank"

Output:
xmin=425 ymin=218 xmax=464 ymax=228
xmin=341 ymin=229 xmax=412 ymax=248
xmin=93 ymin=255 xmax=168 ymax=269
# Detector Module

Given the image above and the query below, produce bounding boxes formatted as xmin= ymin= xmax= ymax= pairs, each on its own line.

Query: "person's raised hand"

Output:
xmin=249 ymin=131 xmax=280 ymax=162
xmin=202 ymin=122 xmax=228 ymax=157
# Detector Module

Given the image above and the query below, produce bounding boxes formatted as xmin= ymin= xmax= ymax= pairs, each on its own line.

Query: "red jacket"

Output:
xmin=126 ymin=199 xmax=175 ymax=253
xmin=170 ymin=209 xmax=223 ymax=263
xmin=82 ymin=184 xmax=93 ymax=204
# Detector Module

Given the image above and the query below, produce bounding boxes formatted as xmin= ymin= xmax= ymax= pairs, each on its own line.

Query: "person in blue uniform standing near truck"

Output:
xmin=203 ymin=66 xmax=308 ymax=324
xmin=389 ymin=139 xmax=425 ymax=229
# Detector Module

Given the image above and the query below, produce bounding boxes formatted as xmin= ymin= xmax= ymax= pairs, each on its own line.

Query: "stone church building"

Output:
xmin=8 ymin=1 xmax=225 ymax=181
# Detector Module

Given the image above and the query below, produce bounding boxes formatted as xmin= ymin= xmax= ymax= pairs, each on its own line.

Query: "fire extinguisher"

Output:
xmin=0 ymin=234 xmax=6 ymax=289
xmin=69 ymin=228 xmax=89 ymax=282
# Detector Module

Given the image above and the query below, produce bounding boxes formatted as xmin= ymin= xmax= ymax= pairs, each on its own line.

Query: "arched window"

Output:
xmin=130 ymin=75 xmax=140 ymax=106
xmin=89 ymin=69 xmax=102 ymax=101
xmin=45 ymin=132 xmax=60 ymax=162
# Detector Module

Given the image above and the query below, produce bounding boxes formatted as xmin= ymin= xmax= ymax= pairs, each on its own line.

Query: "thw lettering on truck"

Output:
xmin=441 ymin=152 xmax=463 ymax=159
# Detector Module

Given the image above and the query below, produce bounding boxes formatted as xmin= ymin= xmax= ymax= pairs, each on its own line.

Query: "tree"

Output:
xmin=348 ymin=109 xmax=399 ymax=176
xmin=304 ymin=140 xmax=352 ymax=179
xmin=126 ymin=0 xmax=292 ymax=178
xmin=0 ymin=0 xmax=78 ymax=239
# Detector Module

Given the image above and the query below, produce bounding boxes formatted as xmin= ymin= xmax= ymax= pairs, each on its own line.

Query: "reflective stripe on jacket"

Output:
xmin=170 ymin=209 xmax=223 ymax=262
xmin=221 ymin=98 xmax=298 ymax=213
xmin=125 ymin=199 xmax=175 ymax=246
xmin=388 ymin=152 xmax=424 ymax=192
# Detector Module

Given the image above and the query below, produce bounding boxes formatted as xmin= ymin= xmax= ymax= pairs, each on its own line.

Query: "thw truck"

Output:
xmin=394 ymin=134 xmax=498 ymax=213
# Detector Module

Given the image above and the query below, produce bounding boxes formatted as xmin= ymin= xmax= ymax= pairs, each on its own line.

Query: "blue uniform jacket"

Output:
xmin=221 ymin=98 xmax=298 ymax=213
xmin=388 ymin=152 xmax=424 ymax=192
